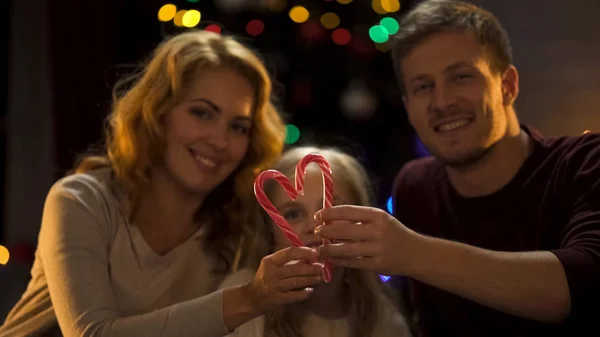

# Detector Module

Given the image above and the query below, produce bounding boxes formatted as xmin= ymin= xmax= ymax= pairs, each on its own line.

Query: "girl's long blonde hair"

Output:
xmin=247 ymin=146 xmax=400 ymax=337
xmin=75 ymin=30 xmax=286 ymax=272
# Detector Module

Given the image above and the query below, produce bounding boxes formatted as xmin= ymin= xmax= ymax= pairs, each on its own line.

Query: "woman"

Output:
xmin=223 ymin=146 xmax=412 ymax=337
xmin=0 ymin=31 xmax=324 ymax=337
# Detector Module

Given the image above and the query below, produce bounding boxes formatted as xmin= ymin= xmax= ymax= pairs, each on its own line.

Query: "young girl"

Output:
xmin=0 ymin=31 xmax=324 ymax=337
xmin=223 ymin=146 xmax=411 ymax=337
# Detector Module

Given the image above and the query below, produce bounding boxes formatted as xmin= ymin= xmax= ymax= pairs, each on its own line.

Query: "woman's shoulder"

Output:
xmin=45 ymin=167 xmax=128 ymax=233
xmin=50 ymin=168 xmax=125 ymax=206
xmin=52 ymin=167 xmax=115 ymax=195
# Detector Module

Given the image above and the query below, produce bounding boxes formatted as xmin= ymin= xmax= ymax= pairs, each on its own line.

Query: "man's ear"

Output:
xmin=501 ymin=65 xmax=519 ymax=106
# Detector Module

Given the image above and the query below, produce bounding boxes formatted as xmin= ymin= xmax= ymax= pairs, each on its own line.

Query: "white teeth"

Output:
xmin=195 ymin=155 xmax=217 ymax=168
xmin=438 ymin=119 xmax=471 ymax=132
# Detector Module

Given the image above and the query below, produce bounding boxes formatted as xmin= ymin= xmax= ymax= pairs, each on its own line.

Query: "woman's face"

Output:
xmin=160 ymin=67 xmax=255 ymax=196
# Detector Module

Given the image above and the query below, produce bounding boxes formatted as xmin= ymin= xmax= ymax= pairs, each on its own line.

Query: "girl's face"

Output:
xmin=269 ymin=164 xmax=354 ymax=251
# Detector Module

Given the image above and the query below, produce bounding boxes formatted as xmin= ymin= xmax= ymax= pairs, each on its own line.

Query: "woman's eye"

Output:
xmin=191 ymin=108 xmax=213 ymax=119
xmin=231 ymin=123 xmax=251 ymax=135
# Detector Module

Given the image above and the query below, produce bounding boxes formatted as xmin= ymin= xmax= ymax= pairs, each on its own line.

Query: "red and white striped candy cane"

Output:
xmin=254 ymin=170 xmax=304 ymax=248
xmin=295 ymin=153 xmax=334 ymax=282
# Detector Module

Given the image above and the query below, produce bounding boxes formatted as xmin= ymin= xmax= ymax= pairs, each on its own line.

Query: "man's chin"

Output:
xmin=437 ymin=147 xmax=491 ymax=170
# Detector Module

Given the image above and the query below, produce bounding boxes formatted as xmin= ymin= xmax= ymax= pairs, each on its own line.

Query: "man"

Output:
xmin=314 ymin=0 xmax=600 ymax=336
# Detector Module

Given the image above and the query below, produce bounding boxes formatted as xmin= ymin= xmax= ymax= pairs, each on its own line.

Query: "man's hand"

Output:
xmin=314 ymin=205 xmax=422 ymax=276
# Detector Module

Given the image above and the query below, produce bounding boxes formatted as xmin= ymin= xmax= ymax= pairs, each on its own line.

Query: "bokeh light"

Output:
xmin=289 ymin=6 xmax=310 ymax=23
xmin=320 ymin=12 xmax=340 ymax=29
xmin=186 ymin=0 xmax=199 ymax=3
xmin=331 ymin=28 xmax=351 ymax=45
xmin=414 ymin=136 xmax=430 ymax=157
xmin=182 ymin=10 xmax=201 ymax=28
xmin=265 ymin=0 xmax=287 ymax=12
xmin=246 ymin=19 xmax=265 ymax=36
xmin=173 ymin=10 xmax=187 ymax=27
xmin=369 ymin=25 xmax=389 ymax=43
xmin=372 ymin=0 xmax=387 ymax=14
xmin=375 ymin=40 xmax=392 ymax=52
xmin=337 ymin=0 xmax=353 ymax=4
xmin=386 ymin=196 xmax=393 ymax=214
xmin=380 ymin=275 xmax=391 ymax=282
xmin=380 ymin=17 xmax=399 ymax=35
xmin=381 ymin=0 xmax=401 ymax=13
xmin=0 ymin=245 xmax=9 ymax=265
xmin=205 ymin=24 xmax=222 ymax=34
xmin=285 ymin=124 xmax=301 ymax=144
xmin=157 ymin=4 xmax=177 ymax=22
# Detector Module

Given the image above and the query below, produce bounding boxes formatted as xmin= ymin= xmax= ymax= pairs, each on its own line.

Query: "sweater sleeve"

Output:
xmin=549 ymin=135 xmax=600 ymax=324
xmin=38 ymin=182 xmax=231 ymax=337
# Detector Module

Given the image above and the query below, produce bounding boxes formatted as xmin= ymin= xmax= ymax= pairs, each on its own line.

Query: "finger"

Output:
xmin=314 ymin=205 xmax=381 ymax=223
xmin=314 ymin=222 xmax=374 ymax=241
xmin=328 ymin=257 xmax=377 ymax=271
xmin=317 ymin=242 xmax=381 ymax=259
xmin=318 ymin=219 xmax=357 ymax=227
xmin=276 ymin=275 xmax=322 ymax=292
xmin=277 ymin=288 xmax=314 ymax=304
xmin=278 ymin=262 xmax=324 ymax=279
xmin=269 ymin=246 xmax=318 ymax=266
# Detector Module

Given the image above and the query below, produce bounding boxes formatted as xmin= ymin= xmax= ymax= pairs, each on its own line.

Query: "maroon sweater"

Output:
xmin=392 ymin=125 xmax=600 ymax=336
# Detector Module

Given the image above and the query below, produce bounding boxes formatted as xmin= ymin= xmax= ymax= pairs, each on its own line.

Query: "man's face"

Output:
xmin=401 ymin=30 xmax=517 ymax=168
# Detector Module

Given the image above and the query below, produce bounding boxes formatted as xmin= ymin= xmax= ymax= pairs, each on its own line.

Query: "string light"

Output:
xmin=375 ymin=41 xmax=392 ymax=52
xmin=285 ymin=124 xmax=301 ymax=144
xmin=265 ymin=0 xmax=287 ymax=12
xmin=381 ymin=0 xmax=400 ymax=13
xmin=372 ymin=0 xmax=387 ymax=14
xmin=205 ymin=24 xmax=222 ymax=34
xmin=182 ymin=10 xmax=201 ymax=28
xmin=0 ymin=245 xmax=9 ymax=265
xmin=173 ymin=10 xmax=187 ymax=27
xmin=320 ymin=12 xmax=340 ymax=29
xmin=158 ymin=4 xmax=177 ymax=22
xmin=331 ymin=28 xmax=351 ymax=45
xmin=369 ymin=25 xmax=389 ymax=43
xmin=246 ymin=19 xmax=265 ymax=36
xmin=380 ymin=17 xmax=399 ymax=34
xmin=289 ymin=6 xmax=310 ymax=23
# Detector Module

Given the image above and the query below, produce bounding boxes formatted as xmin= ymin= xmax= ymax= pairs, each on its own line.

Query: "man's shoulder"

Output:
xmin=392 ymin=156 xmax=444 ymax=193
xmin=528 ymin=125 xmax=600 ymax=163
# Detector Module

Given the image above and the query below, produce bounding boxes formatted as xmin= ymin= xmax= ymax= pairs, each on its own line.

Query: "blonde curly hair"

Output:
xmin=75 ymin=30 xmax=286 ymax=272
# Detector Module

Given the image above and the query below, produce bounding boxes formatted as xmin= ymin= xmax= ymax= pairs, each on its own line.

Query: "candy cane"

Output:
xmin=254 ymin=154 xmax=335 ymax=283
xmin=254 ymin=170 xmax=304 ymax=248
xmin=295 ymin=153 xmax=334 ymax=282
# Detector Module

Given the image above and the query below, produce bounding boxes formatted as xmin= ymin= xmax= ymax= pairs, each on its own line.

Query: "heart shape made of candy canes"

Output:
xmin=254 ymin=153 xmax=334 ymax=283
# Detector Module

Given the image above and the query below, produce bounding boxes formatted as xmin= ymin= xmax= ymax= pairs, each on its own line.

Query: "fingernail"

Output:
xmin=314 ymin=212 xmax=321 ymax=221
xmin=314 ymin=226 xmax=323 ymax=237
xmin=304 ymin=287 xmax=314 ymax=293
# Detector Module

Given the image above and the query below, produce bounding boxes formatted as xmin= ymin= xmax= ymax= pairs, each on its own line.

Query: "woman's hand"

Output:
xmin=244 ymin=246 xmax=324 ymax=314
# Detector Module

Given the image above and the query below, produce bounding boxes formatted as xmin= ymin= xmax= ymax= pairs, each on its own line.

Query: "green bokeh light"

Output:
xmin=369 ymin=25 xmax=389 ymax=43
xmin=380 ymin=17 xmax=399 ymax=35
xmin=285 ymin=124 xmax=300 ymax=144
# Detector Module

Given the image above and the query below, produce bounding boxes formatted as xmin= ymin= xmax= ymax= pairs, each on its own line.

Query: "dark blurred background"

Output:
xmin=2 ymin=0 xmax=600 ymax=320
